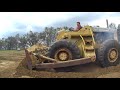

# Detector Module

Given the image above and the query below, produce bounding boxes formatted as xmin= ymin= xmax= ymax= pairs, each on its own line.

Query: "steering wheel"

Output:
xmin=69 ymin=28 xmax=74 ymax=31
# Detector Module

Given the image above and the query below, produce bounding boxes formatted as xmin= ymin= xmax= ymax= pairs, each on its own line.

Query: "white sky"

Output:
xmin=0 ymin=12 xmax=120 ymax=38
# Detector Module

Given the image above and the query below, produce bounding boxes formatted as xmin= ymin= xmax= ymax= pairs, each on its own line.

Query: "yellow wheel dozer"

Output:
xmin=24 ymin=25 xmax=120 ymax=71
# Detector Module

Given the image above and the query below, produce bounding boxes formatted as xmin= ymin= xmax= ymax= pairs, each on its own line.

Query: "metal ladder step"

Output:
xmin=85 ymin=45 xmax=94 ymax=50
xmin=85 ymin=50 xmax=95 ymax=57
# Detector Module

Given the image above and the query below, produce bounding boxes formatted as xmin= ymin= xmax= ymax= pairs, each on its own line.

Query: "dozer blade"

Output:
xmin=25 ymin=49 xmax=94 ymax=70
xmin=25 ymin=49 xmax=33 ymax=70
xmin=35 ymin=57 xmax=92 ymax=69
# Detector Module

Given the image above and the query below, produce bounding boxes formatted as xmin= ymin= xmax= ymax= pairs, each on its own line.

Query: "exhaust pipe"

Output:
xmin=106 ymin=19 xmax=109 ymax=28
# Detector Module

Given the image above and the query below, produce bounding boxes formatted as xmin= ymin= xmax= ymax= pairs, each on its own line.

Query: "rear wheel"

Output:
xmin=96 ymin=40 xmax=120 ymax=67
xmin=108 ymin=48 xmax=118 ymax=63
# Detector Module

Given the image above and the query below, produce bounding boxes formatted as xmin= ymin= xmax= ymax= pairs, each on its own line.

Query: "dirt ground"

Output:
xmin=0 ymin=50 xmax=24 ymax=78
xmin=1 ymin=50 xmax=120 ymax=78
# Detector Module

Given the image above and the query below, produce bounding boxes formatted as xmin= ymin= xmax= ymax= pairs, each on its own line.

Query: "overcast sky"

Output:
xmin=0 ymin=12 xmax=120 ymax=38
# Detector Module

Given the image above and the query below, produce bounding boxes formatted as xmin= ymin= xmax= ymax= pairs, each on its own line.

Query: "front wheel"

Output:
xmin=48 ymin=40 xmax=81 ymax=72
xmin=48 ymin=40 xmax=81 ymax=61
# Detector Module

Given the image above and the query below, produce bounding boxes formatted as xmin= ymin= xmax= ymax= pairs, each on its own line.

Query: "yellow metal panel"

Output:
xmin=55 ymin=26 xmax=96 ymax=61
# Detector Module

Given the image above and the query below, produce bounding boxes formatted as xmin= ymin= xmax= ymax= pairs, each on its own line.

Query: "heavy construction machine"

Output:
xmin=24 ymin=21 xmax=120 ymax=71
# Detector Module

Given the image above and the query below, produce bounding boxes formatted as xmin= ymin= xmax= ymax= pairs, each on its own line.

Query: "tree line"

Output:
xmin=0 ymin=27 xmax=69 ymax=50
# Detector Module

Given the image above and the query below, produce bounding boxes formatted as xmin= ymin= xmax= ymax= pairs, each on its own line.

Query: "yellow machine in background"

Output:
xmin=25 ymin=25 xmax=120 ymax=71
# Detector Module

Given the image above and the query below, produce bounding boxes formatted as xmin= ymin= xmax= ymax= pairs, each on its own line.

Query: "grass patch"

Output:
xmin=0 ymin=50 xmax=25 ymax=61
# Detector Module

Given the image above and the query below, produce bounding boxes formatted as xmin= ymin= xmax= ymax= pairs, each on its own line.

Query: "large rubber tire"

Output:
xmin=96 ymin=39 xmax=120 ymax=68
xmin=48 ymin=40 xmax=81 ymax=72
xmin=48 ymin=40 xmax=81 ymax=60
